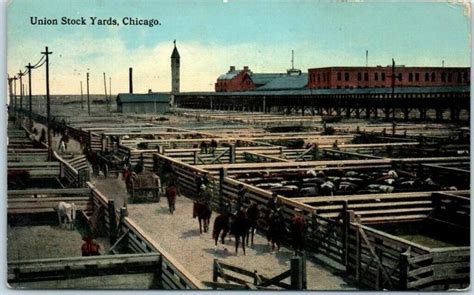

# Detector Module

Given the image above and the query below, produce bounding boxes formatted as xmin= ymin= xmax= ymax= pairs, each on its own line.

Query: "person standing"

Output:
xmin=165 ymin=182 xmax=178 ymax=214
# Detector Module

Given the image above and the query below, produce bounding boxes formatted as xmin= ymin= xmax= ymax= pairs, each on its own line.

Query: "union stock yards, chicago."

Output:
xmin=5 ymin=1 xmax=471 ymax=292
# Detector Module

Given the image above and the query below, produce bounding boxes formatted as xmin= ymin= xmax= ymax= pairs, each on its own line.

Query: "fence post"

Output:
xmin=193 ymin=151 xmax=198 ymax=165
xmin=156 ymin=254 xmax=163 ymax=288
xmin=355 ymin=225 xmax=361 ymax=284
xmin=108 ymin=200 xmax=117 ymax=244
xmin=290 ymin=256 xmax=303 ymax=290
xmin=399 ymin=251 xmax=410 ymax=290
xmin=342 ymin=201 xmax=349 ymax=268
xmin=212 ymin=259 xmax=218 ymax=290
xmin=229 ymin=144 xmax=236 ymax=164
xmin=219 ymin=168 xmax=227 ymax=209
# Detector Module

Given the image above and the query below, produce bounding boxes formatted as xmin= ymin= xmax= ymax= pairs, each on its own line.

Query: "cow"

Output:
xmin=57 ymin=201 xmax=77 ymax=230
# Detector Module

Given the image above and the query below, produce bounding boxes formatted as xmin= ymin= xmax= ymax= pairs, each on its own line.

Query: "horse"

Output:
xmin=212 ymin=212 xmax=230 ymax=246
xmin=57 ymin=201 xmax=77 ymax=230
xmin=267 ymin=210 xmax=287 ymax=252
xmin=193 ymin=201 xmax=212 ymax=234
xmin=230 ymin=208 xmax=252 ymax=255
xmin=245 ymin=203 xmax=261 ymax=246
xmin=290 ymin=214 xmax=307 ymax=254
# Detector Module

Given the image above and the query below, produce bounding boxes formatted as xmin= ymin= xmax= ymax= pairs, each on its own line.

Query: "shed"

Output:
xmin=116 ymin=93 xmax=171 ymax=114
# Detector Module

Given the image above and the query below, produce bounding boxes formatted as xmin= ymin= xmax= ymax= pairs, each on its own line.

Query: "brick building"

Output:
xmin=215 ymin=66 xmax=308 ymax=92
xmin=308 ymin=66 xmax=470 ymax=89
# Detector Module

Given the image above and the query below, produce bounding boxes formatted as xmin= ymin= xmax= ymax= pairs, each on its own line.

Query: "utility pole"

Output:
xmin=80 ymin=81 xmax=84 ymax=109
xmin=13 ymin=77 xmax=17 ymax=114
xmin=86 ymin=72 xmax=90 ymax=116
xmin=109 ymin=76 xmax=112 ymax=111
xmin=18 ymin=70 xmax=23 ymax=113
xmin=103 ymin=72 xmax=108 ymax=111
xmin=26 ymin=63 xmax=34 ymax=130
xmin=41 ymin=46 xmax=53 ymax=160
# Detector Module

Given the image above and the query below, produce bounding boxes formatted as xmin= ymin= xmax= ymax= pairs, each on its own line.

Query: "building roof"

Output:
xmin=249 ymin=73 xmax=285 ymax=85
xmin=117 ymin=93 xmax=171 ymax=104
xmin=171 ymin=46 xmax=180 ymax=58
xmin=217 ymin=70 xmax=242 ymax=81
xmin=179 ymin=86 xmax=470 ymax=97
xmin=256 ymin=73 xmax=308 ymax=91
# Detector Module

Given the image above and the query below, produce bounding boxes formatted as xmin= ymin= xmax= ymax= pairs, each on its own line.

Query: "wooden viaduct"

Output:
xmin=175 ymin=86 xmax=470 ymax=121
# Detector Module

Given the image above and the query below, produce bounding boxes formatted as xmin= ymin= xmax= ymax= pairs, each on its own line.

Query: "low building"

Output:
xmin=116 ymin=93 xmax=171 ymax=114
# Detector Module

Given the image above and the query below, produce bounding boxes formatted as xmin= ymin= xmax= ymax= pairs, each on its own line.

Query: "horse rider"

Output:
xmin=165 ymin=182 xmax=178 ymax=214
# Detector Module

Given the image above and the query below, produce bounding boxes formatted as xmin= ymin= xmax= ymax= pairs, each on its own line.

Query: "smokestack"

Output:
xmin=129 ymin=67 xmax=133 ymax=94
xmin=366 ymin=50 xmax=368 ymax=67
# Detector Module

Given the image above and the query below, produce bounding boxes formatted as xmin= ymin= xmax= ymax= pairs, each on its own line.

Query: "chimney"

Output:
xmin=148 ymin=89 xmax=152 ymax=94
xmin=129 ymin=67 xmax=133 ymax=94
xmin=243 ymin=66 xmax=249 ymax=71
xmin=229 ymin=66 xmax=236 ymax=72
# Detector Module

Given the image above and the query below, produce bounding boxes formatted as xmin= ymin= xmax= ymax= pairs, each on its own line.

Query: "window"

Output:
xmin=441 ymin=72 xmax=446 ymax=82
xmin=364 ymin=73 xmax=369 ymax=81
xmin=425 ymin=73 xmax=429 ymax=81
xmin=381 ymin=73 xmax=386 ymax=81
xmin=457 ymin=72 xmax=462 ymax=82
xmin=415 ymin=73 xmax=419 ymax=82
xmin=344 ymin=73 xmax=349 ymax=81
xmin=431 ymin=73 xmax=436 ymax=81
xmin=337 ymin=72 xmax=342 ymax=81
xmin=448 ymin=73 xmax=452 ymax=82
xmin=398 ymin=73 xmax=403 ymax=81
xmin=408 ymin=73 xmax=413 ymax=82
xmin=357 ymin=72 xmax=362 ymax=81
xmin=464 ymin=72 xmax=468 ymax=83
xmin=317 ymin=74 xmax=320 ymax=82
xmin=374 ymin=73 xmax=379 ymax=81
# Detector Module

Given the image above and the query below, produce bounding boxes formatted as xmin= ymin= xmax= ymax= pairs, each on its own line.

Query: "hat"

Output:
xmin=200 ymin=184 xmax=206 ymax=190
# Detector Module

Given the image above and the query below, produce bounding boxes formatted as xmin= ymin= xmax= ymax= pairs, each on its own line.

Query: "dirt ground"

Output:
xmin=93 ymin=175 xmax=356 ymax=290
xmin=7 ymin=225 xmax=110 ymax=261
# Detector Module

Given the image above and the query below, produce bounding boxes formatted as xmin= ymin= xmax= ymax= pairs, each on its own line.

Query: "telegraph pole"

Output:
xmin=13 ymin=77 xmax=17 ymax=114
xmin=109 ymin=76 xmax=112 ymax=111
xmin=26 ymin=63 xmax=34 ymax=130
xmin=86 ymin=72 xmax=90 ymax=115
xmin=18 ymin=70 xmax=23 ymax=113
xmin=41 ymin=46 xmax=53 ymax=160
xmin=103 ymin=72 xmax=108 ymax=111
xmin=80 ymin=81 xmax=84 ymax=109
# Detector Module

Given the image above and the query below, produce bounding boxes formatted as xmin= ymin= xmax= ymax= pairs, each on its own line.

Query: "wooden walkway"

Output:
xmin=93 ymin=176 xmax=356 ymax=290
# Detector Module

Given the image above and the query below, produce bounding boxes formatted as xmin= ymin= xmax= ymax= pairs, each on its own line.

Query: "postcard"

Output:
xmin=5 ymin=0 xmax=471 ymax=291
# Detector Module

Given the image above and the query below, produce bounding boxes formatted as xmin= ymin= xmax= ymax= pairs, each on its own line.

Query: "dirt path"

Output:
xmin=93 ymin=176 xmax=356 ymax=290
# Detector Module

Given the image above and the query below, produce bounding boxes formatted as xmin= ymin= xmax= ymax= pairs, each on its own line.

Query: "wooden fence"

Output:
xmin=86 ymin=183 xmax=206 ymax=290
xmin=205 ymin=256 xmax=306 ymax=290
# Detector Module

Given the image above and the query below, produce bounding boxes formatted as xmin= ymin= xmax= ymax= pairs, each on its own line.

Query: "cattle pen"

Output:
xmin=7 ymin=106 xmax=470 ymax=291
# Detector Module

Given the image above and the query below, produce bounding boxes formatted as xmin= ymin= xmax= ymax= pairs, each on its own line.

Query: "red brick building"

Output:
xmin=215 ymin=66 xmax=306 ymax=92
xmin=308 ymin=66 xmax=470 ymax=89
xmin=215 ymin=66 xmax=257 ymax=92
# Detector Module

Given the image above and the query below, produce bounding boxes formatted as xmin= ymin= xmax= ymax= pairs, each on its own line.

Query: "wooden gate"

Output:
xmin=204 ymin=255 xmax=306 ymax=290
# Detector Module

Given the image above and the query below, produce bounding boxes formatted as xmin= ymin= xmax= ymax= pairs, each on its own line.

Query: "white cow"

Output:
xmin=57 ymin=201 xmax=77 ymax=230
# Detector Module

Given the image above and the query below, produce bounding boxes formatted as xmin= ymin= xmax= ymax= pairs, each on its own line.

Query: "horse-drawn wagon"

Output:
xmin=125 ymin=170 xmax=161 ymax=204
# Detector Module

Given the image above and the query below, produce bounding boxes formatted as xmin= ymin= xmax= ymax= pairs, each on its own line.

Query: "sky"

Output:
xmin=6 ymin=0 xmax=472 ymax=95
